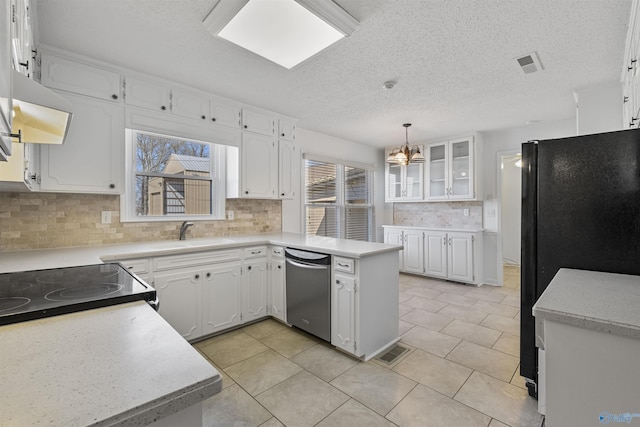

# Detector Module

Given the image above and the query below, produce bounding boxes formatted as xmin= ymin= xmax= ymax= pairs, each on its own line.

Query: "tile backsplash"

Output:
xmin=0 ymin=193 xmax=281 ymax=251
xmin=393 ymin=201 xmax=483 ymax=229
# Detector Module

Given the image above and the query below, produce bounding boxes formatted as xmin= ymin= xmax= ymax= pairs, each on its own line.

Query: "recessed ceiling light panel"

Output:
xmin=204 ymin=0 xmax=358 ymax=69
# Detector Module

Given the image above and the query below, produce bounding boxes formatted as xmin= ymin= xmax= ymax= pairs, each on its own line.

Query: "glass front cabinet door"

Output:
xmin=426 ymin=137 xmax=474 ymax=201
xmin=385 ymin=146 xmax=424 ymax=202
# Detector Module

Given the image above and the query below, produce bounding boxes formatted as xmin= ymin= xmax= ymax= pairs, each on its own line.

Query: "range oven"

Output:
xmin=0 ymin=263 xmax=158 ymax=326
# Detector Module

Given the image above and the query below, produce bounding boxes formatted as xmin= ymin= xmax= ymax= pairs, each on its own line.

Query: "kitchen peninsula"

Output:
xmin=0 ymin=232 xmax=402 ymax=425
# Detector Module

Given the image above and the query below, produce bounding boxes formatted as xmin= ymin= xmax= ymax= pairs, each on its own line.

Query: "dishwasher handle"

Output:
xmin=285 ymin=257 xmax=330 ymax=270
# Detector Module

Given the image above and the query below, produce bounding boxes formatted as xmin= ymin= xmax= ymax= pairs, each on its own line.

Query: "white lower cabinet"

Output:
xmin=202 ymin=262 xmax=242 ymax=335
xmin=331 ymin=252 xmax=400 ymax=360
xmin=383 ymin=226 xmax=481 ymax=284
xmin=243 ymin=258 xmax=268 ymax=322
xmin=270 ymin=259 xmax=286 ymax=321
xmin=332 ymin=273 xmax=356 ymax=353
xmin=153 ymin=267 xmax=203 ymax=340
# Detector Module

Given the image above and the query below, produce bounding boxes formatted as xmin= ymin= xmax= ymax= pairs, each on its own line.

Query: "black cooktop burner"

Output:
xmin=0 ymin=263 xmax=157 ymax=326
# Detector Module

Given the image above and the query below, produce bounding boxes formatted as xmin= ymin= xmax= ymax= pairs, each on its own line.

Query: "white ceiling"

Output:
xmin=35 ymin=0 xmax=632 ymax=148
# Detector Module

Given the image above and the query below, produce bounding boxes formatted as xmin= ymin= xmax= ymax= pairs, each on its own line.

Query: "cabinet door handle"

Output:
xmin=277 ymin=265 xmax=282 ymax=269
xmin=338 ymin=263 xmax=349 ymax=267
xmin=206 ymin=272 xmax=211 ymax=278
xmin=244 ymin=125 xmax=248 ymax=129
xmin=111 ymin=94 xmax=118 ymax=100
xmin=448 ymin=238 xmax=452 ymax=245
xmin=195 ymin=274 xmax=200 ymax=279
xmin=201 ymin=115 xmax=206 ymax=120
xmin=211 ymin=117 xmax=216 ymax=122
xmin=248 ymin=266 xmax=252 ymax=271
xmin=161 ymin=105 xmax=166 ymax=111
xmin=336 ymin=280 xmax=341 ymax=284
xmin=443 ymin=238 xmax=447 ymax=246
xmin=250 ymin=250 xmax=261 ymax=254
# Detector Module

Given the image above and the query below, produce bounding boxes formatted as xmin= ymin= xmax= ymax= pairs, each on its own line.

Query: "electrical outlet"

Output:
xmin=226 ymin=210 xmax=234 ymax=220
xmin=101 ymin=211 xmax=111 ymax=224
xmin=463 ymin=209 xmax=469 ymax=217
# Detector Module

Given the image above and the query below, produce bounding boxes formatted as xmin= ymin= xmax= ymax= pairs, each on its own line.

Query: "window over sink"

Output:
xmin=121 ymin=129 xmax=226 ymax=221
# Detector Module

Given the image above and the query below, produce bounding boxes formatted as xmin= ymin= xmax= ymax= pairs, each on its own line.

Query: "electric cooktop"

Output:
xmin=0 ymin=263 xmax=158 ymax=326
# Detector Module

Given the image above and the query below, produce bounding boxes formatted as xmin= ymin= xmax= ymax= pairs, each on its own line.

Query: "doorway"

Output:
xmin=497 ymin=150 xmax=522 ymax=288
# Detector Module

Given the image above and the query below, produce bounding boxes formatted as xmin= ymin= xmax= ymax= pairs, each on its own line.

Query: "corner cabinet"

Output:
xmin=426 ymin=136 xmax=475 ymax=201
xmin=385 ymin=148 xmax=424 ymax=202
xmin=383 ymin=226 xmax=482 ymax=285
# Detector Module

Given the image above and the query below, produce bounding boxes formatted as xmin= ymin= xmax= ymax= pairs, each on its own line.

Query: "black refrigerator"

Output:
xmin=520 ymin=128 xmax=640 ymax=397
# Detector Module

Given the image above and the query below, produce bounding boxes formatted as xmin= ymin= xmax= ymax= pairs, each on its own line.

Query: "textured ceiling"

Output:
xmin=35 ymin=0 xmax=632 ymax=148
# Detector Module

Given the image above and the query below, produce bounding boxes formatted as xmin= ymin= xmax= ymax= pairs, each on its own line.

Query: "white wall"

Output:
xmin=501 ymin=154 xmax=521 ymax=265
xmin=481 ymin=118 xmax=575 ymax=232
xmin=282 ymin=128 xmax=392 ymax=241
xmin=575 ymin=81 xmax=623 ymax=135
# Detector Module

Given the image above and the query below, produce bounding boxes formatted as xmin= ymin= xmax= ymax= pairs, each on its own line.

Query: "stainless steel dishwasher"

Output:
xmin=285 ymin=248 xmax=331 ymax=342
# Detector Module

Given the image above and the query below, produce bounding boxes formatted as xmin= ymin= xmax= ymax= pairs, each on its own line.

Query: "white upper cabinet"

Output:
xmin=39 ymin=91 xmax=123 ymax=194
xmin=170 ymin=88 xmax=209 ymax=123
xmin=385 ymin=149 xmax=424 ymax=202
xmin=241 ymin=132 xmax=278 ymax=198
xmin=242 ymin=109 xmax=275 ymax=136
xmin=278 ymin=119 xmax=296 ymax=141
xmin=210 ymin=98 xmax=240 ymax=128
xmin=40 ymin=53 xmax=121 ymax=102
xmin=278 ymin=139 xmax=299 ymax=199
xmin=124 ymin=76 xmax=170 ymax=112
xmin=426 ymin=136 xmax=475 ymax=201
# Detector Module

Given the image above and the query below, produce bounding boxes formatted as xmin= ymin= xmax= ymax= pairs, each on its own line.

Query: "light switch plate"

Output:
xmin=101 ymin=211 xmax=112 ymax=224
xmin=226 ymin=210 xmax=234 ymax=220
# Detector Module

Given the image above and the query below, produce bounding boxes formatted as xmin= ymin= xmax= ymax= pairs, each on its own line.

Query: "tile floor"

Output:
xmin=194 ymin=265 xmax=543 ymax=427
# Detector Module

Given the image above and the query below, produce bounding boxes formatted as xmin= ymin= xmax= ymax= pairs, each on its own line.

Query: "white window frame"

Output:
xmin=120 ymin=128 xmax=226 ymax=222
xmin=304 ymin=155 xmax=375 ymax=241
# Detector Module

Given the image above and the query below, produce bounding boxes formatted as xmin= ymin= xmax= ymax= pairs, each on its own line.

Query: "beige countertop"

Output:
xmin=0 ymin=301 xmax=222 ymax=426
xmin=533 ymin=269 xmax=640 ymax=341
xmin=0 ymin=232 xmax=402 ymax=273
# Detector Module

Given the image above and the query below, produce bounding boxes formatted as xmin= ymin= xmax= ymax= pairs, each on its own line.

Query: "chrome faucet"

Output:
xmin=179 ymin=221 xmax=194 ymax=240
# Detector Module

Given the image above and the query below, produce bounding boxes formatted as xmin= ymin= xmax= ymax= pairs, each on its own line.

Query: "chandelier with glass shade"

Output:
xmin=385 ymin=123 xmax=425 ymax=165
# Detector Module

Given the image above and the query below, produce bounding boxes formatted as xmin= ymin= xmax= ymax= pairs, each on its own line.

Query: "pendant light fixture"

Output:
xmin=385 ymin=123 xmax=425 ymax=165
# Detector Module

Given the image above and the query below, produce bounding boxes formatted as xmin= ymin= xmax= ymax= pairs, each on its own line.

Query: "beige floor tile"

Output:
xmin=481 ymin=314 xmax=520 ymax=336
xmin=441 ymin=319 xmax=502 ymax=348
xmin=400 ymin=326 xmax=461 ymax=357
xmin=510 ymin=367 xmax=527 ymax=390
xmin=225 ymin=349 xmax=303 ymax=396
xmin=386 ymin=384 xmax=491 ymax=427
xmin=437 ymin=303 xmax=489 ymax=324
xmin=455 ymin=371 xmax=542 ymax=427
xmin=405 ymin=286 xmax=442 ymax=299
xmin=471 ymin=300 xmax=520 ymax=318
xmin=489 ymin=419 xmax=510 ymax=427
xmin=290 ymin=343 xmax=358 ymax=382
xmin=393 ymin=349 xmax=472 ymax=397
xmin=432 ymin=282 xmax=474 ymax=295
xmin=208 ymin=361 xmax=235 ymax=390
xmin=493 ymin=333 xmax=520 ymax=357
xmin=330 ymin=362 xmax=417 ymax=416
xmin=194 ymin=328 xmax=243 ymax=349
xmin=316 ymin=399 xmax=396 ymax=427
xmin=202 ymin=383 xmax=271 ymax=427
xmin=501 ymin=294 xmax=521 ymax=307
xmin=260 ymin=327 xmax=318 ymax=358
xmin=399 ymin=320 xmax=414 ymax=335
xmin=464 ymin=288 xmax=508 ymax=303
xmin=399 ymin=282 xmax=416 ymax=293
xmin=401 ymin=308 xmax=453 ymax=331
xmin=259 ymin=418 xmax=285 ymax=427
xmin=436 ymin=292 xmax=478 ymax=308
xmin=399 ymin=303 xmax=414 ymax=317
xmin=404 ymin=296 xmax=449 ymax=312
xmin=256 ymin=371 xmax=349 ymax=427
xmin=243 ymin=318 xmax=290 ymax=340
xmin=198 ymin=332 xmax=269 ymax=368
xmin=447 ymin=341 xmax=519 ymax=382
xmin=398 ymin=292 xmax=414 ymax=303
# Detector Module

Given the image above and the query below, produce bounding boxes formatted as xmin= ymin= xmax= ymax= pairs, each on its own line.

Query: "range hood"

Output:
xmin=11 ymin=70 xmax=73 ymax=145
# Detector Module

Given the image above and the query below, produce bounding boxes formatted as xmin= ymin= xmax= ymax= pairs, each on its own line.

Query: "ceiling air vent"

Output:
xmin=515 ymin=51 xmax=543 ymax=74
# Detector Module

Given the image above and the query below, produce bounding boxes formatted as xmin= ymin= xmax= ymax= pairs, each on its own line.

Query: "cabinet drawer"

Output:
xmin=118 ymin=258 xmax=149 ymax=274
xmin=334 ymin=257 xmax=355 ymax=274
xmin=244 ymin=246 xmax=267 ymax=259
xmin=153 ymin=249 xmax=242 ymax=271
xmin=270 ymin=246 xmax=284 ymax=259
